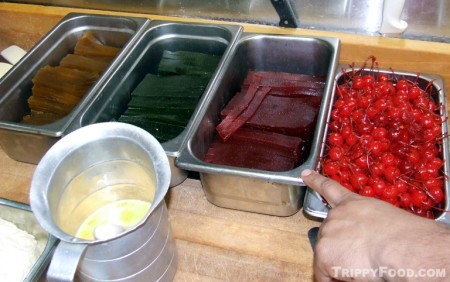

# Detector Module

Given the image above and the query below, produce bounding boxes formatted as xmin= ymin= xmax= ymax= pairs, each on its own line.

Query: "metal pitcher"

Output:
xmin=30 ymin=122 xmax=177 ymax=281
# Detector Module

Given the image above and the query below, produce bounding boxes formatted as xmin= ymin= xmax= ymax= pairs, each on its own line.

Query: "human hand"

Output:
xmin=301 ymin=169 xmax=450 ymax=282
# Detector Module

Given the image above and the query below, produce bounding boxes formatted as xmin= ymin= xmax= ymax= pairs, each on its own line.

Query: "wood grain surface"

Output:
xmin=0 ymin=3 xmax=449 ymax=281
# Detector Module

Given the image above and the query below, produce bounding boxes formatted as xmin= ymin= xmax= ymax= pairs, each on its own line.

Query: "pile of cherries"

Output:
xmin=321 ymin=60 xmax=447 ymax=218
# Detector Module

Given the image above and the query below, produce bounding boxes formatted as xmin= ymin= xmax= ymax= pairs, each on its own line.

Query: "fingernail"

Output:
xmin=301 ymin=169 xmax=312 ymax=177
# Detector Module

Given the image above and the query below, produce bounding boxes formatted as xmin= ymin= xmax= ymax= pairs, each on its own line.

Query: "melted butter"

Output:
xmin=76 ymin=199 xmax=151 ymax=240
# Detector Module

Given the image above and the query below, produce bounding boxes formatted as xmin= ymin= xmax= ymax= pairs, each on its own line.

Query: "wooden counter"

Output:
xmin=0 ymin=3 xmax=449 ymax=281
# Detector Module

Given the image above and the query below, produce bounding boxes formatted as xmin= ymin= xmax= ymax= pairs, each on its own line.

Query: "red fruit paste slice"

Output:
xmin=207 ymin=70 xmax=325 ymax=171
xmin=204 ymin=128 xmax=305 ymax=171
xmin=216 ymin=86 xmax=271 ymax=140
xmin=218 ymin=71 xmax=324 ymax=140
xmin=243 ymin=95 xmax=322 ymax=138
xmin=222 ymin=94 xmax=321 ymax=139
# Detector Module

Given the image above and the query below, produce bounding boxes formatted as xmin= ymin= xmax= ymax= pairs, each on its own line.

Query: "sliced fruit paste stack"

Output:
xmin=204 ymin=71 xmax=325 ymax=172
xmin=23 ymin=32 xmax=120 ymax=125
xmin=119 ymin=50 xmax=221 ymax=143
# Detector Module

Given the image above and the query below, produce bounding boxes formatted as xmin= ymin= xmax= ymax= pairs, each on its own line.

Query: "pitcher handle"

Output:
xmin=47 ymin=241 xmax=88 ymax=282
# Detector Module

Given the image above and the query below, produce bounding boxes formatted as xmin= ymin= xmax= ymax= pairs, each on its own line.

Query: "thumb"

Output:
xmin=301 ymin=169 xmax=355 ymax=208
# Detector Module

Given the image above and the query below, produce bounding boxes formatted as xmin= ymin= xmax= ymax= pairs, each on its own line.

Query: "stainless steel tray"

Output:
xmin=303 ymin=67 xmax=450 ymax=224
xmin=0 ymin=198 xmax=58 ymax=281
xmin=0 ymin=13 xmax=149 ymax=164
xmin=176 ymin=33 xmax=340 ymax=216
xmin=67 ymin=20 xmax=242 ymax=187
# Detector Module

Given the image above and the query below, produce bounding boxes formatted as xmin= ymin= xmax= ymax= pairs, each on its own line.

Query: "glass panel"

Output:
xmin=6 ymin=0 xmax=450 ymax=42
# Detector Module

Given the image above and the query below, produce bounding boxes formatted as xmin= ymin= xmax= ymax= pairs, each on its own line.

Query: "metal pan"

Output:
xmin=0 ymin=13 xmax=149 ymax=164
xmin=176 ymin=33 xmax=340 ymax=216
xmin=0 ymin=198 xmax=58 ymax=281
xmin=303 ymin=66 xmax=450 ymax=225
xmin=67 ymin=20 xmax=242 ymax=187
